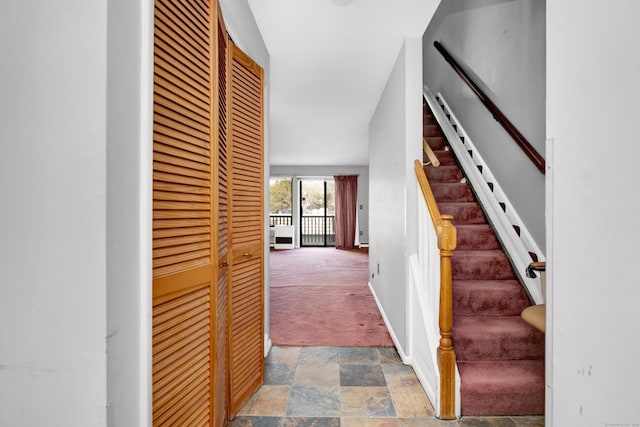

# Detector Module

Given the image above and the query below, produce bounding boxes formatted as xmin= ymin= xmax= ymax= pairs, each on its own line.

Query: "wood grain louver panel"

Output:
xmin=152 ymin=284 xmax=212 ymax=426
xmin=227 ymin=41 xmax=265 ymax=418
xmin=153 ymin=0 xmax=213 ymax=279
xmin=213 ymin=8 xmax=229 ymax=427
xmin=152 ymin=0 xmax=218 ymax=425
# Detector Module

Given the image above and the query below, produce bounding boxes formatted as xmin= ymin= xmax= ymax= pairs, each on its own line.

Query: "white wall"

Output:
xmin=0 ymin=1 xmax=108 ymax=425
xmin=106 ymin=0 xmax=153 ymax=426
xmin=270 ymin=165 xmax=370 ymax=246
xmin=219 ymin=0 xmax=269 ymax=73
xmin=369 ymin=38 xmax=423 ymax=354
xmin=422 ymin=0 xmax=546 ymax=249
xmin=547 ymin=2 xmax=640 ymax=426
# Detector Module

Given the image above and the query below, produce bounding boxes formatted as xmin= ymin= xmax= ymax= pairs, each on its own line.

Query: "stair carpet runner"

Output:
xmin=423 ymin=102 xmax=545 ymax=415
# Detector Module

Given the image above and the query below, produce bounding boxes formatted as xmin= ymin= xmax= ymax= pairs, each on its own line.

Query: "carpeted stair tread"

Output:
xmin=425 ymin=136 xmax=446 ymax=151
xmin=425 ymin=165 xmax=463 ymax=183
xmin=431 ymin=183 xmax=476 ymax=202
xmin=453 ymin=315 xmax=545 ymax=360
xmin=424 ymin=124 xmax=440 ymax=137
xmin=452 ymin=250 xmax=517 ymax=280
xmin=457 ymin=360 xmax=545 ymax=415
xmin=423 ymin=100 xmax=544 ymax=416
xmin=453 ymin=280 xmax=530 ymax=316
xmin=438 ymin=202 xmax=487 ymax=224
xmin=431 ymin=150 xmax=457 ymax=166
xmin=424 ymin=114 xmax=436 ymax=125
xmin=455 ymin=224 xmax=500 ymax=249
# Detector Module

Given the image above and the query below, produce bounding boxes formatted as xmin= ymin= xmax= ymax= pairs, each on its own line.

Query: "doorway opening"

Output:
xmin=267 ymin=174 xmax=390 ymax=347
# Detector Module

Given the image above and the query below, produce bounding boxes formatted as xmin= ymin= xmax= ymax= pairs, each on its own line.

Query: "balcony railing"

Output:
xmin=269 ymin=215 xmax=293 ymax=227
xmin=269 ymin=214 xmax=335 ymax=247
xmin=301 ymin=215 xmax=335 ymax=246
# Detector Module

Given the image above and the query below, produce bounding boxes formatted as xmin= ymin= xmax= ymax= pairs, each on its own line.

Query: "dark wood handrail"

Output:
xmin=434 ymin=41 xmax=545 ymax=174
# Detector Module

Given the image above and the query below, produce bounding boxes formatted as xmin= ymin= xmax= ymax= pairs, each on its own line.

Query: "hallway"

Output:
xmin=229 ymin=346 xmax=545 ymax=426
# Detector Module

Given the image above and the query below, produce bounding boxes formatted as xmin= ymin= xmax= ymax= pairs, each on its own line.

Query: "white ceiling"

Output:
xmin=247 ymin=0 xmax=438 ymax=166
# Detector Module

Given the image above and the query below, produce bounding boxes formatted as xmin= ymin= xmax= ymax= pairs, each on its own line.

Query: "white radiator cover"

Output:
xmin=273 ymin=225 xmax=294 ymax=250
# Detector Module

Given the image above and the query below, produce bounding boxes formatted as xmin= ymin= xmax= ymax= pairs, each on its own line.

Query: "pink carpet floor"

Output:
xmin=269 ymin=247 xmax=393 ymax=347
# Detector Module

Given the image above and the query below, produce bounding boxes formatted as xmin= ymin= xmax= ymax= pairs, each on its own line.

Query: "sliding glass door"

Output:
xmin=300 ymin=178 xmax=335 ymax=246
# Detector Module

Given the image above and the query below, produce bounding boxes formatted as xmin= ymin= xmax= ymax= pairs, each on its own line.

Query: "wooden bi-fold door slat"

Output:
xmin=152 ymin=0 xmax=222 ymax=425
xmin=153 ymin=2 xmax=265 ymax=425
xmin=213 ymin=4 xmax=229 ymax=426
xmin=227 ymin=41 xmax=265 ymax=418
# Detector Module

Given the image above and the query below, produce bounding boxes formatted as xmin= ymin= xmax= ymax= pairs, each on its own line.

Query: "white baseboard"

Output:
xmin=264 ymin=335 xmax=272 ymax=358
xmin=368 ymin=281 xmax=410 ymax=364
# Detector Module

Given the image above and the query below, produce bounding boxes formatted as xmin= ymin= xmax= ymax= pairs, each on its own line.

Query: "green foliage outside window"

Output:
xmin=270 ymin=179 xmax=292 ymax=213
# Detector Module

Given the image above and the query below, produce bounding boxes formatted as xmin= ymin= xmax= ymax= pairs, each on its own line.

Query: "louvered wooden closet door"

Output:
xmin=213 ymin=6 xmax=229 ymax=427
xmin=227 ymin=42 xmax=265 ymax=417
xmin=152 ymin=0 xmax=221 ymax=425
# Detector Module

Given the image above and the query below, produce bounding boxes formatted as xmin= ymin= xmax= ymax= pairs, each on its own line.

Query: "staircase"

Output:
xmin=423 ymin=101 xmax=545 ymax=415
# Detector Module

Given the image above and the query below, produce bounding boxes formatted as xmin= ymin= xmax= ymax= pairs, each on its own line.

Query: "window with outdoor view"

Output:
xmin=269 ymin=177 xmax=293 ymax=226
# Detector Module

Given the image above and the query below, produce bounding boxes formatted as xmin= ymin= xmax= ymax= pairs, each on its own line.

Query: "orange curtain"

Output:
xmin=334 ymin=175 xmax=358 ymax=249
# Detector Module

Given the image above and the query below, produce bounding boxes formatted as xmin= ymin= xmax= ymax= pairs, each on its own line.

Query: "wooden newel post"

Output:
xmin=437 ymin=214 xmax=457 ymax=420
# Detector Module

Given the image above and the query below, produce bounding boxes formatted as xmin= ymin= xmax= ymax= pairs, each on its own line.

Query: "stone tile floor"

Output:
xmin=229 ymin=346 xmax=545 ymax=427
